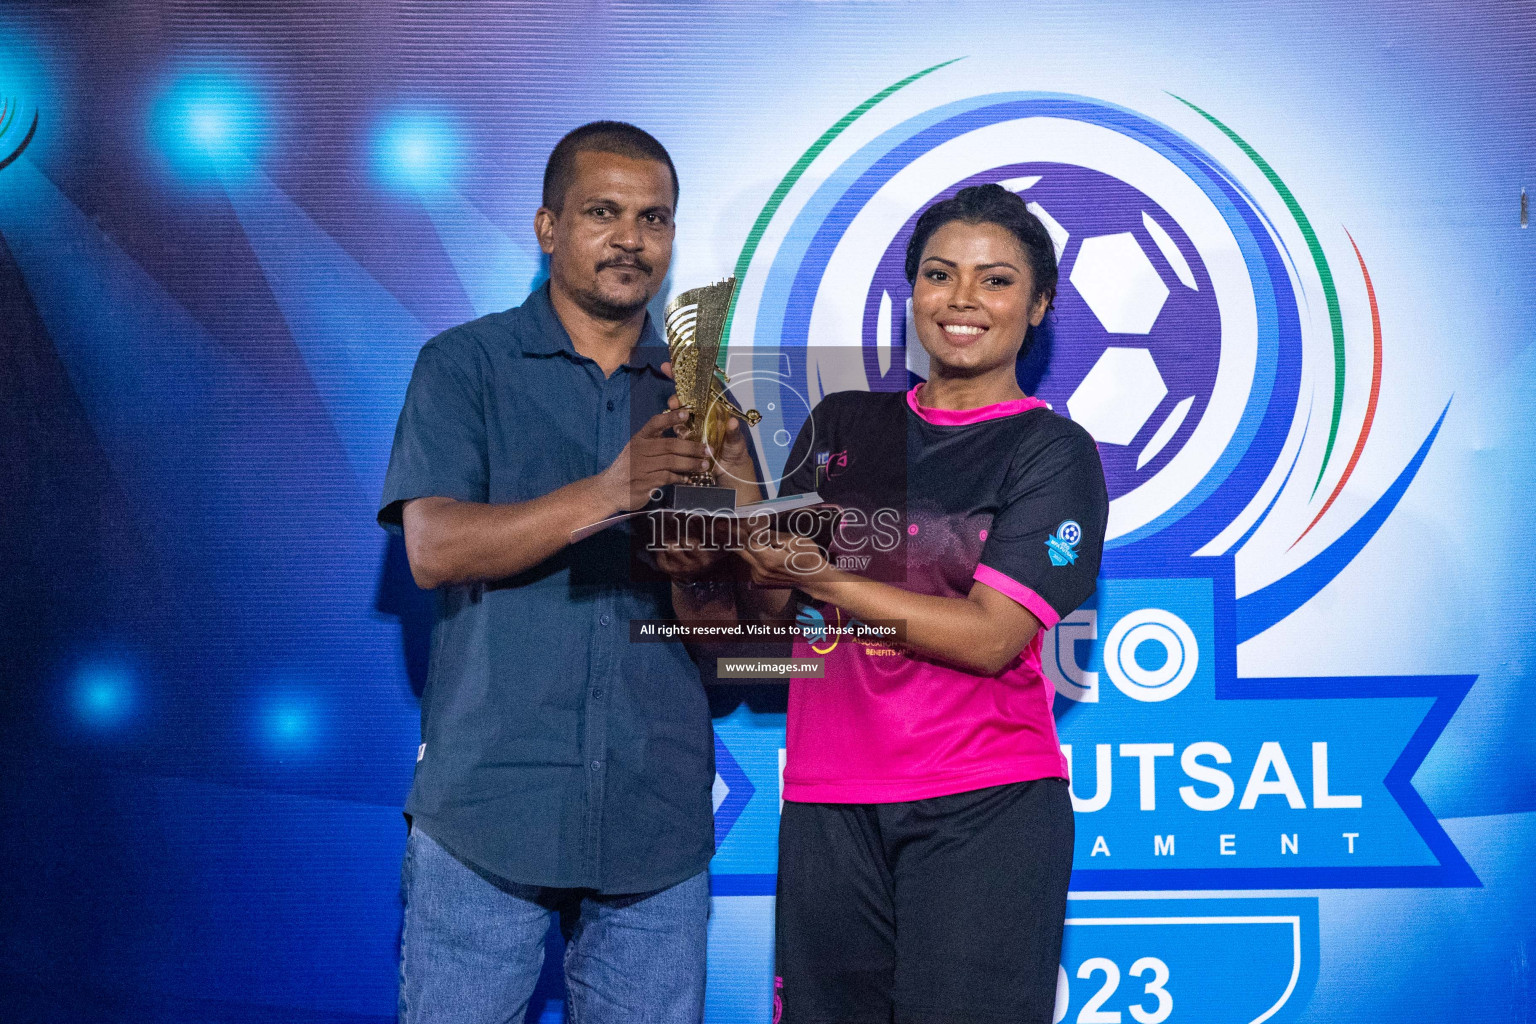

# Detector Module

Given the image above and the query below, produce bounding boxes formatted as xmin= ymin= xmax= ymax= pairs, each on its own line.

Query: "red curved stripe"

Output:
xmin=1292 ymin=231 xmax=1382 ymax=547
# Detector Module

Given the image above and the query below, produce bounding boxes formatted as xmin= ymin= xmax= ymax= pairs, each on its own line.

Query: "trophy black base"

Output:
xmin=667 ymin=484 xmax=738 ymax=512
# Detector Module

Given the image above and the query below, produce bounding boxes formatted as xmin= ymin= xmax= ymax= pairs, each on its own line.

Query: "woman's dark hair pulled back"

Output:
xmin=903 ymin=183 xmax=1059 ymax=307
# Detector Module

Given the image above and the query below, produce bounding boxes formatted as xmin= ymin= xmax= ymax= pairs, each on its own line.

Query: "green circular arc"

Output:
xmin=716 ymin=57 xmax=964 ymax=359
xmin=1171 ymin=95 xmax=1347 ymax=496
xmin=716 ymin=79 xmax=1347 ymax=498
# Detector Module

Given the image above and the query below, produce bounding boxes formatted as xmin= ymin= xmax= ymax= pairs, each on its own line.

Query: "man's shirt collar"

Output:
xmin=520 ymin=281 xmax=668 ymax=374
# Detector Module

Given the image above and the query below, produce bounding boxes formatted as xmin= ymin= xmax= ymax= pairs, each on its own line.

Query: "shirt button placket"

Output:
xmin=584 ymin=376 xmax=627 ymax=885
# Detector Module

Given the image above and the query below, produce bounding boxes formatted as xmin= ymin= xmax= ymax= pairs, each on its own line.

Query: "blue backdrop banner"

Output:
xmin=2 ymin=2 xmax=1532 ymax=1022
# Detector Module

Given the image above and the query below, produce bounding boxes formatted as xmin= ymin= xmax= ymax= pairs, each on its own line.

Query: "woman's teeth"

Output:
xmin=943 ymin=324 xmax=985 ymax=338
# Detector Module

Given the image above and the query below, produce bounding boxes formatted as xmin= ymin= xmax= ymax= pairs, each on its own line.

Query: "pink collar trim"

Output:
xmin=905 ymin=383 xmax=1048 ymax=425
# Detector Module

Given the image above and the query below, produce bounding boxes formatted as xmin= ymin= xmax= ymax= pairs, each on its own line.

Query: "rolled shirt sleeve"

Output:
xmin=974 ymin=424 xmax=1108 ymax=629
xmin=378 ymin=340 xmax=490 ymax=533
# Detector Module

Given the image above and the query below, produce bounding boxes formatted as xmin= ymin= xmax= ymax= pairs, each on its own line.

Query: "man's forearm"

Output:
xmin=402 ymin=477 xmax=618 ymax=588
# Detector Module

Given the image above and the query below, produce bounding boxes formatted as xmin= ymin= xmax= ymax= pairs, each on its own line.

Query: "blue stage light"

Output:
xmin=259 ymin=689 xmax=323 ymax=753
xmin=151 ymin=68 xmax=268 ymax=181
xmin=72 ymin=664 xmax=134 ymax=729
xmin=373 ymin=109 xmax=461 ymax=195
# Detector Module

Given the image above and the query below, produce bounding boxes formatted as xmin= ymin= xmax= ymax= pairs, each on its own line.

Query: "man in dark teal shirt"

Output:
xmin=380 ymin=122 xmax=749 ymax=1024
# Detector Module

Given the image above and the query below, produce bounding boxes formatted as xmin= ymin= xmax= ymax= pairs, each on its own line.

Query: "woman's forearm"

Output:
xmin=804 ymin=574 xmax=1038 ymax=675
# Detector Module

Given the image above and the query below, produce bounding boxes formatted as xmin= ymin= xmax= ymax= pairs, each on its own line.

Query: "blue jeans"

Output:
xmin=399 ymin=826 xmax=708 ymax=1024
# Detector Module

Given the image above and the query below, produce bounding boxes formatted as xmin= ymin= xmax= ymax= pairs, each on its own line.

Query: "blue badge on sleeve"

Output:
xmin=1047 ymin=520 xmax=1082 ymax=566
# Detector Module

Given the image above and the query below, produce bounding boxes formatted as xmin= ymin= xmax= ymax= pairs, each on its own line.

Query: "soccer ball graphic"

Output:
xmin=861 ymin=162 xmax=1221 ymax=506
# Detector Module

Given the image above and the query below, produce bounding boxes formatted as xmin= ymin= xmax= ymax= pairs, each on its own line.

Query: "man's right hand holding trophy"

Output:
xmin=661 ymin=276 xmax=762 ymax=510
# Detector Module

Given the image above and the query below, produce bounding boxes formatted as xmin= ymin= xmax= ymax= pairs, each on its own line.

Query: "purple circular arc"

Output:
xmin=752 ymin=93 xmax=1301 ymax=556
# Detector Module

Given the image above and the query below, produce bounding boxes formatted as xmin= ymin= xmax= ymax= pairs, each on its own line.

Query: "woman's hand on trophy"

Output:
xmin=664 ymin=388 xmax=758 ymax=499
xmin=599 ymin=408 xmax=711 ymax=513
xmin=710 ymin=414 xmax=756 ymax=488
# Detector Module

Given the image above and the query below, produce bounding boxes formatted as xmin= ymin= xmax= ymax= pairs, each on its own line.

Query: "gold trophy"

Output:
xmin=663 ymin=276 xmax=761 ymax=510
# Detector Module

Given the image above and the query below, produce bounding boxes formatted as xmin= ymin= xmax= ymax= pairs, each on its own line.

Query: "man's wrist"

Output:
xmin=585 ymin=468 xmax=625 ymax=519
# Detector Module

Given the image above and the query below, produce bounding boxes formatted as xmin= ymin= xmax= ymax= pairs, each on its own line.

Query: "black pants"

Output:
xmin=775 ymin=778 xmax=1074 ymax=1024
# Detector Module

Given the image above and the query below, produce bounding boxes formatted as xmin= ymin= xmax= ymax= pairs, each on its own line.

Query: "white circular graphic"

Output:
xmin=797 ymin=116 xmax=1257 ymax=541
xmin=1104 ymin=608 xmax=1199 ymax=702
xmin=1058 ymin=520 xmax=1082 ymax=546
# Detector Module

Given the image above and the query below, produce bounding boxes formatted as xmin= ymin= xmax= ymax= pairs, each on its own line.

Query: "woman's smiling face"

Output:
xmin=911 ymin=219 xmax=1051 ymax=379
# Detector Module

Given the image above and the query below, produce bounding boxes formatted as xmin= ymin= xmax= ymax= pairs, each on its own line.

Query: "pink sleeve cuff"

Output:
xmin=973 ymin=564 xmax=1061 ymax=629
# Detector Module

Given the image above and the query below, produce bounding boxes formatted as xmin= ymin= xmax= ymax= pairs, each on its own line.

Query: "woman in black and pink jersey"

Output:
xmin=737 ymin=184 xmax=1109 ymax=1024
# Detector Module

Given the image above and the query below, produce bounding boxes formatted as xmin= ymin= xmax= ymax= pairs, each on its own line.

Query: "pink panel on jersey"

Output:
xmin=905 ymin=383 xmax=1048 ymax=425
xmin=783 ymin=624 xmax=1070 ymax=804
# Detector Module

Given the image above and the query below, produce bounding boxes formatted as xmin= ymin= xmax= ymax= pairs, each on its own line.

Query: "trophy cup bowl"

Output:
xmin=663 ymin=276 xmax=761 ymax=511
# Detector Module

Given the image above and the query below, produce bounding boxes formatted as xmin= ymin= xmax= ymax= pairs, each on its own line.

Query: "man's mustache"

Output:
xmin=597 ymin=256 xmax=654 ymax=275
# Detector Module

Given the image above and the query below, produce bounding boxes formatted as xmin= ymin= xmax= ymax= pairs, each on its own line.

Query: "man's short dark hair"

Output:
xmin=904 ymin=183 xmax=1059 ymax=307
xmin=542 ymin=121 xmax=679 ymax=213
